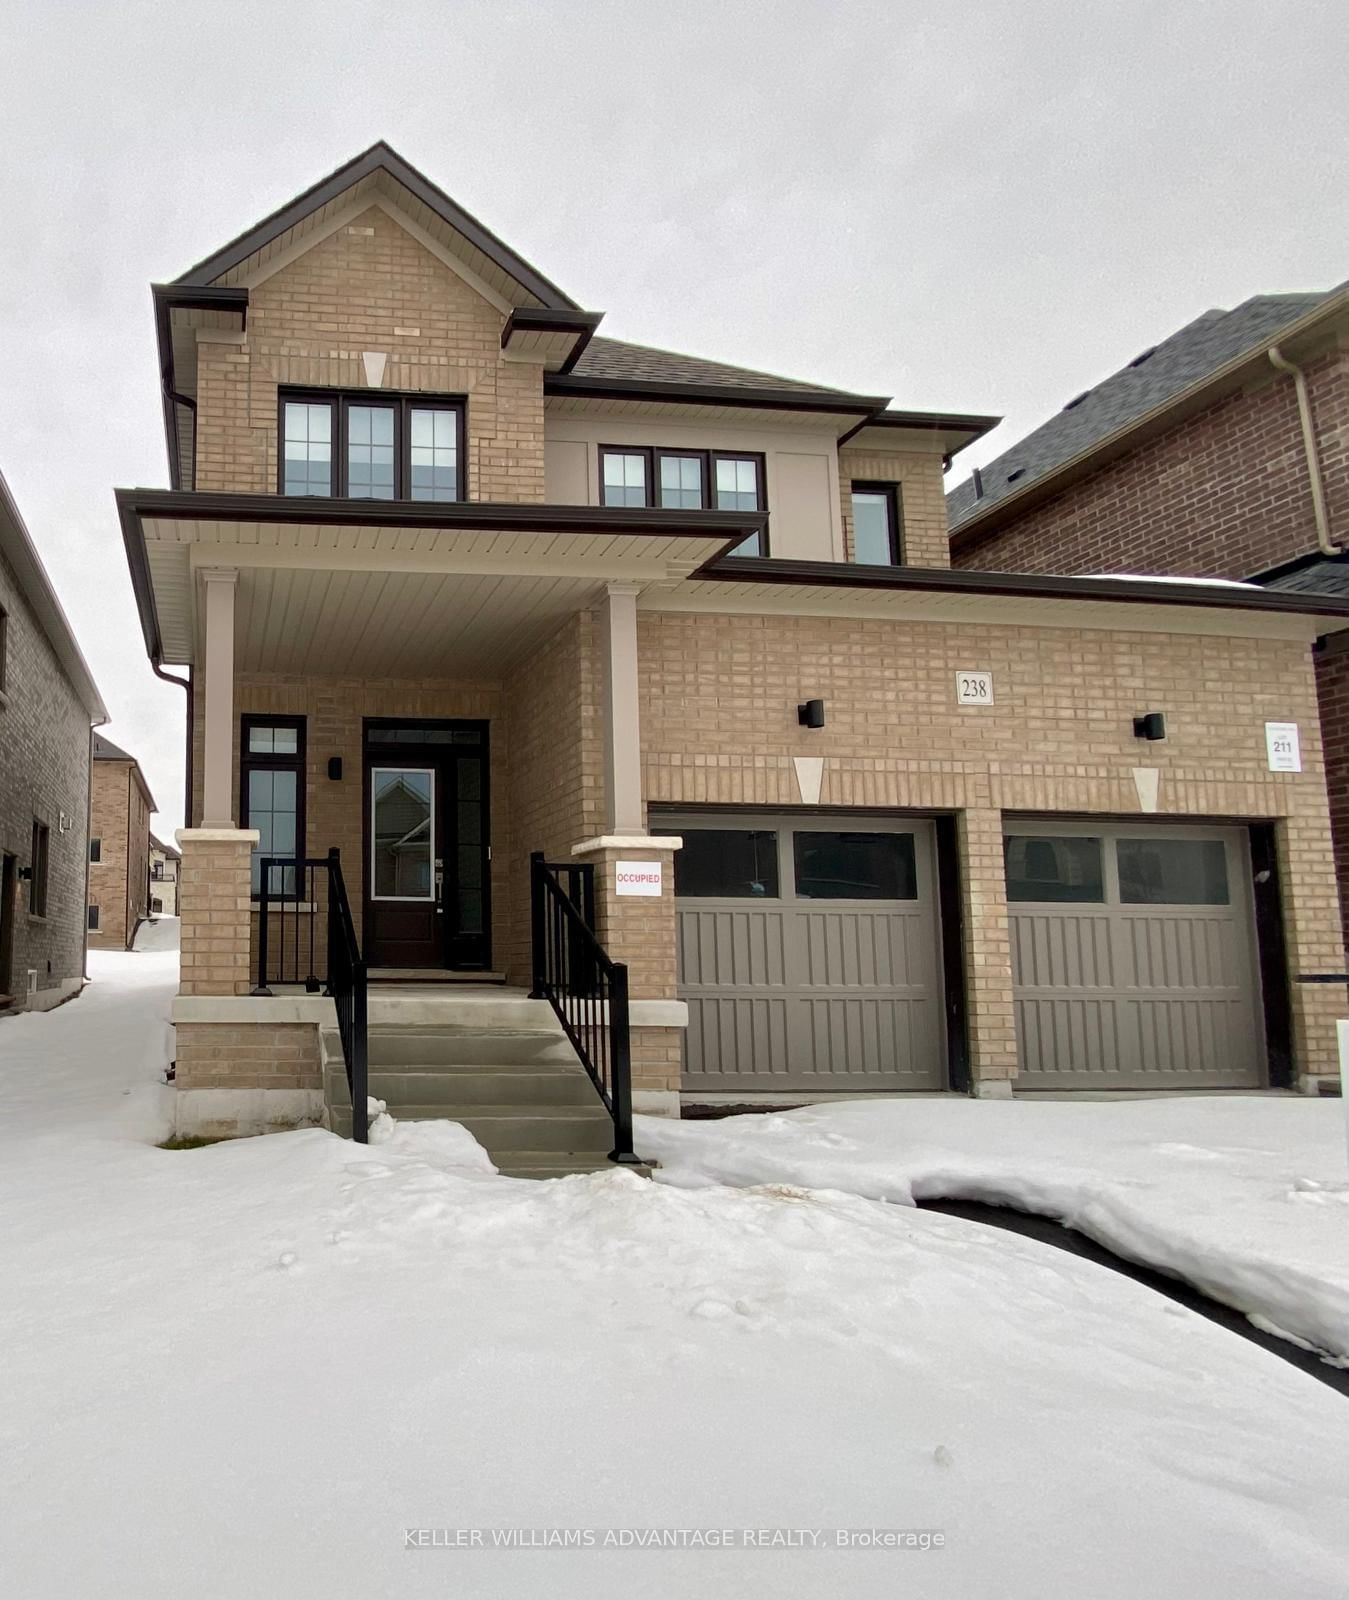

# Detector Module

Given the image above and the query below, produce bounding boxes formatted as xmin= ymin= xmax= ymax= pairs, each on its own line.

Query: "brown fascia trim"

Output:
xmin=951 ymin=287 xmax=1349 ymax=550
xmin=170 ymin=141 xmax=581 ymax=311
xmin=701 ymin=555 xmax=1349 ymax=619
xmin=501 ymin=307 xmax=605 ymax=373
xmin=837 ymin=409 xmax=1003 ymax=461
xmin=151 ymin=285 xmax=249 ymax=489
xmin=544 ymin=372 xmax=892 ymax=416
xmin=114 ymin=488 xmax=768 ymax=662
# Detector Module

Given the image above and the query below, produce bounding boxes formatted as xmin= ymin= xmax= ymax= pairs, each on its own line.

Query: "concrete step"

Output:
xmin=323 ymin=1025 xmax=577 ymax=1070
xmin=494 ymin=1152 xmax=652 ymax=1180
xmin=329 ymin=1103 xmax=614 ymax=1154
xmin=366 ymin=992 xmax=556 ymax=1030
xmin=350 ymin=1067 xmax=598 ymax=1107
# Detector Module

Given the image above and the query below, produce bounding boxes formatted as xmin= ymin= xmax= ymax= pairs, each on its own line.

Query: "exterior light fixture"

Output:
xmin=1133 ymin=712 xmax=1166 ymax=741
xmin=798 ymin=699 xmax=826 ymax=729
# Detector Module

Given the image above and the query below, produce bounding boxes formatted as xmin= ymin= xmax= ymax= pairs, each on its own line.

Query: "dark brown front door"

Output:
xmin=363 ymin=721 xmax=490 ymax=970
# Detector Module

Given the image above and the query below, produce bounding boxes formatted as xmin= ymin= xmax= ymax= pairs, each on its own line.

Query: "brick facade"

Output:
xmin=88 ymin=757 xmax=151 ymax=949
xmin=840 ymin=445 xmax=951 ymax=568
xmin=0 ymin=541 xmax=91 ymax=1006
xmin=638 ymin=607 xmax=1345 ymax=1087
xmin=952 ymin=349 xmax=1349 ymax=583
xmin=194 ymin=205 xmax=546 ymax=503
xmin=954 ymin=344 xmax=1349 ymax=946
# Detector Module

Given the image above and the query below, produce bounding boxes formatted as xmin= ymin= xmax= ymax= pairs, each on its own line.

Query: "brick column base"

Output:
xmin=957 ymin=807 xmax=1019 ymax=1094
xmin=176 ymin=828 xmax=259 ymax=997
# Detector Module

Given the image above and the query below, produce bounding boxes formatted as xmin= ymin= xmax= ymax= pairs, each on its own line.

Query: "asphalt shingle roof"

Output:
xmin=92 ymin=734 xmax=135 ymax=762
xmin=568 ymin=335 xmax=858 ymax=396
xmin=948 ymin=290 xmax=1337 ymax=530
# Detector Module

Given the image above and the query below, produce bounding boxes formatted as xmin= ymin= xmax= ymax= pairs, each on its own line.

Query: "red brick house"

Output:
xmin=949 ymin=285 xmax=1349 ymax=937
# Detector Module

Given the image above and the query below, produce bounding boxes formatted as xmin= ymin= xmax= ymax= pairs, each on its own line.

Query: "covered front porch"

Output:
xmin=116 ymin=490 xmax=751 ymax=1137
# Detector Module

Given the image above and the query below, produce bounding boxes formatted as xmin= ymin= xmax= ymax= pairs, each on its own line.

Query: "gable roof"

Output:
xmin=949 ymin=285 xmax=1348 ymax=540
xmin=93 ymin=733 xmax=157 ymax=811
xmin=150 ymin=833 xmax=181 ymax=860
xmin=172 ymin=141 xmax=580 ymax=310
xmin=0 ymin=469 xmax=106 ymax=724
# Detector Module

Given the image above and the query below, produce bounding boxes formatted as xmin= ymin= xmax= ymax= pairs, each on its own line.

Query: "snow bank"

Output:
xmin=133 ymin=914 xmax=180 ymax=952
xmin=637 ymin=1097 xmax=1349 ymax=1361
xmin=3 ymin=963 xmax=1348 ymax=1596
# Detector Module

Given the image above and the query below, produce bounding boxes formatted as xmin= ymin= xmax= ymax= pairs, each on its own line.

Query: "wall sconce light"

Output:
xmin=327 ymin=757 xmax=343 ymax=781
xmin=1133 ymin=712 xmax=1166 ymax=741
xmin=797 ymin=699 xmax=826 ymax=730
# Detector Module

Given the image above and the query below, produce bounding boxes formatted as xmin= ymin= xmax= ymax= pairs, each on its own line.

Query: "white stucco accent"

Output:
xmin=361 ymin=351 xmax=387 ymax=387
xmin=1132 ymin=767 xmax=1161 ymax=813
xmin=571 ymin=835 xmax=683 ymax=854
xmin=793 ymin=755 xmax=825 ymax=806
xmin=632 ymin=1089 xmax=681 ymax=1119
xmin=175 ymin=828 xmax=260 ymax=845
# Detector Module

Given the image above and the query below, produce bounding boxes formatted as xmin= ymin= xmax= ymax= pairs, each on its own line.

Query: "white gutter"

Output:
xmin=1268 ymin=345 xmax=1339 ymax=557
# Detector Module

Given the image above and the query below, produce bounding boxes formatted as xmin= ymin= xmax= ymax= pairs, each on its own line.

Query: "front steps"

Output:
xmin=324 ymin=991 xmax=647 ymax=1179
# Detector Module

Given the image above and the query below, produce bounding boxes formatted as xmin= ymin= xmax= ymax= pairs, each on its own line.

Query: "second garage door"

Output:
xmin=1005 ymin=822 xmax=1265 ymax=1090
xmin=657 ymin=815 xmax=945 ymax=1094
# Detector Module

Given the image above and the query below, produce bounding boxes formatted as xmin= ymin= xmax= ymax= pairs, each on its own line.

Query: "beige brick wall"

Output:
xmin=178 ymin=832 xmax=255 ymax=997
xmin=503 ymin=612 xmax=605 ymax=980
xmin=194 ymin=205 xmax=545 ymax=502
xmin=638 ymin=608 xmax=1345 ymax=1086
xmin=839 ymin=444 xmax=950 ymax=568
xmin=88 ymin=760 xmax=151 ymax=949
xmin=175 ymin=1022 xmax=321 ymax=1092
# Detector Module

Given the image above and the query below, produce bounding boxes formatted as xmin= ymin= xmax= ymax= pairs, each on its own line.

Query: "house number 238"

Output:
xmin=956 ymin=672 xmax=994 ymax=706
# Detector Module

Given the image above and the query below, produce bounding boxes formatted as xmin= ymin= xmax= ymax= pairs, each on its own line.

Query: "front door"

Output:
xmin=363 ymin=721 xmax=490 ymax=970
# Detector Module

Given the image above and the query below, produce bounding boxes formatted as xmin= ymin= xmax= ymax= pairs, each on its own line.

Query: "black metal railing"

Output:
xmin=529 ymin=851 xmax=639 ymax=1166
xmin=253 ymin=850 xmax=368 ymax=1144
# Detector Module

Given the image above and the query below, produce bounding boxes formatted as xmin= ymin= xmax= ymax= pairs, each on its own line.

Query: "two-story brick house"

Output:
xmin=948 ymin=285 xmax=1349 ymax=936
xmin=150 ymin=835 xmax=179 ymax=917
xmin=0 ymin=470 xmax=107 ymax=1012
xmin=115 ymin=145 xmax=1349 ymax=1154
xmin=87 ymin=734 xmax=155 ymax=949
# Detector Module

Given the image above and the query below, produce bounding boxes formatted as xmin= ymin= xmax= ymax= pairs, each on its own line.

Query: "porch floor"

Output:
xmin=367 ymin=968 xmax=508 ymax=983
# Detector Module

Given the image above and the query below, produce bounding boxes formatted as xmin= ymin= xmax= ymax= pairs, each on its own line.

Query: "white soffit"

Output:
xmin=139 ymin=515 xmax=732 ymax=666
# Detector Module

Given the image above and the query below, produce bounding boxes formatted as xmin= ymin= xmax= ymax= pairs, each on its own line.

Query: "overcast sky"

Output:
xmin=1 ymin=0 xmax=1345 ymax=832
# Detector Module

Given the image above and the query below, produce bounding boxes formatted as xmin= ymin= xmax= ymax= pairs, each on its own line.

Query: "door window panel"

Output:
xmin=793 ymin=831 xmax=917 ymax=899
xmin=1005 ymin=836 xmax=1105 ymax=903
xmin=1117 ymin=838 xmax=1230 ymax=905
xmin=371 ymin=768 xmax=435 ymax=899
xmin=670 ymin=830 xmax=779 ymax=897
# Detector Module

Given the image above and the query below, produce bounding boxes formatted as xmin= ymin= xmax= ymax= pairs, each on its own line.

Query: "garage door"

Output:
xmin=1005 ymin=822 xmax=1264 ymax=1089
xmin=657 ymin=816 xmax=945 ymax=1093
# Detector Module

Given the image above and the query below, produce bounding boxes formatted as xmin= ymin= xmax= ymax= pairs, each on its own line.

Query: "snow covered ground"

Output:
xmin=639 ymin=1098 xmax=1349 ymax=1363
xmin=1 ymin=952 xmax=1347 ymax=1598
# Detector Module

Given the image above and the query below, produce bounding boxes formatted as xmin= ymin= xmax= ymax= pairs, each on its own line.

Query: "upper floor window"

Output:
xmin=851 ymin=482 xmax=902 ymax=565
xmin=89 ymin=837 xmax=102 ymax=864
xmin=280 ymin=391 xmax=465 ymax=502
xmin=599 ymin=445 xmax=766 ymax=555
xmin=29 ymin=819 xmax=49 ymax=918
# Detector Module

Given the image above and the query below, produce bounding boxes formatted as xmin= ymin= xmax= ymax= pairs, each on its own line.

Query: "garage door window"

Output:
xmin=793 ymin=831 xmax=917 ymax=899
xmin=1005 ymin=836 xmax=1104 ymax=903
xmin=1117 ymin=838 xmax=1229 ymax=905
xmin=670 ymin=830 xmax=779 ymax=897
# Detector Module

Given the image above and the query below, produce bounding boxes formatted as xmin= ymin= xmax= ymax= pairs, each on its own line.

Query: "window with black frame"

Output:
xmin=240 ymin=717 xmax=306 ymax=896
xmin=662 ymin=830 xmax=780 ymax=898
xmin=850 ymin=482 xmax=902 ymax=565
xmin=280 ymin=391 xmax=464 ymax=502
xmin=598 ymin=445 xmax=766 ymax=554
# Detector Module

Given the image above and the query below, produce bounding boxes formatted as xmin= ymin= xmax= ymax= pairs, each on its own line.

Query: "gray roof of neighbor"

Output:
xmin=1262 ymin=555 xmax=1349 ymax=599
xmin=93 ymin=734 xmax=135 ymax=762
xmin=569 ymin=335 xmax=856 ymax=395
xmin=947 ymin=289 xmax=1338 ymax=530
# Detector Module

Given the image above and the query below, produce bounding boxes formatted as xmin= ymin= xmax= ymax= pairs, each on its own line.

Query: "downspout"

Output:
xmin=152 ymin=657 xmax=194 ymax=829
xmin=1269 ymin=346 xmax=1338 ymax=556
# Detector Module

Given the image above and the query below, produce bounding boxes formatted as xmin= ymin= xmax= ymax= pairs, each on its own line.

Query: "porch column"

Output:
xmin=199 ymin=567 xmax=239 ymax=829
xmin=600 ymin=582 xmax=644 ymax=837
xmin=958 ymin=806 xmax=1019 ymax=1096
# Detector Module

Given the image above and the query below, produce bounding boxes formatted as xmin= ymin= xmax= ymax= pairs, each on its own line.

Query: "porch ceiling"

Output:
xmin=118 ymin=490 xmax=758 ymax=668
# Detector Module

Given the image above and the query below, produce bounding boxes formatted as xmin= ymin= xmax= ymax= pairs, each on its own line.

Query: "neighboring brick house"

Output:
xmin=87 ymin=736 xmax=155 ymax=950
xmin=150 ymin=835 xmax=180 ymax=916
xmin=114 ymin=144 xmax=1349 ymax=1146
xmin=0 ymin=470 xmax=108 ymax=1012
xmin=948 ymin=285 xmax=1349 ymax=936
